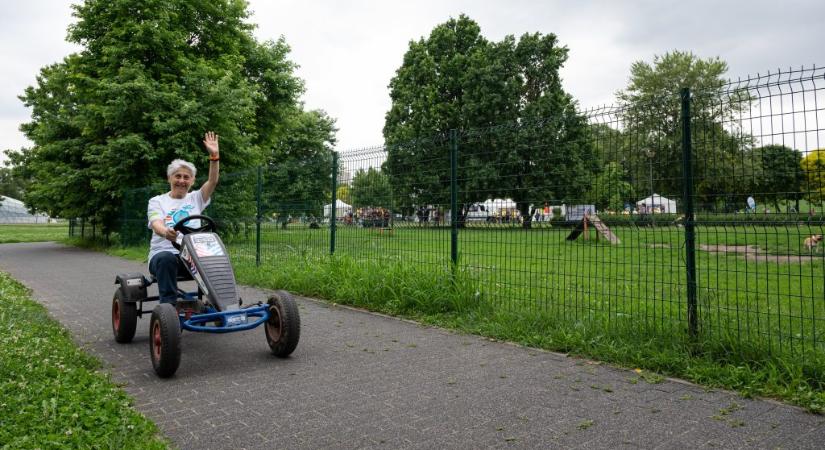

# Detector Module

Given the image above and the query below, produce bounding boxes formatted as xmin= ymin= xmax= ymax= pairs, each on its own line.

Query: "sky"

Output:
xmin=2 ymin=0 xmax=824 ymax=165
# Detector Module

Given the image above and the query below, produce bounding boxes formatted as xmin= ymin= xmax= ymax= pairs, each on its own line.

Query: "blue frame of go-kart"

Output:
xmin=176 ymin=292 xmax=270 ymax=334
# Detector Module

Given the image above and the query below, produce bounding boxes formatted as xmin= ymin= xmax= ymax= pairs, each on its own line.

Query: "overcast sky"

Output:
xmin=2 ymin=0 xmax=824 ymax=165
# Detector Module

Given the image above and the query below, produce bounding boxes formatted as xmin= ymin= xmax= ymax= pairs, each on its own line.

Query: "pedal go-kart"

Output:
xmin=111 ymin=215 xmax=300 ymax=377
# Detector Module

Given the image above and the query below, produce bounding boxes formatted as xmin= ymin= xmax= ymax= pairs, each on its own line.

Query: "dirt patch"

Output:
xmin=648 ymin=243 xmax=671 ymax=249
xmin=700 ymin=244 xmax=757 ymax=254
xmin=699 ymin=244 xmax=817 ymax=263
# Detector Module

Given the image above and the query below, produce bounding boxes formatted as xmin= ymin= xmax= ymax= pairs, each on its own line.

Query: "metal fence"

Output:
xmin=68 ymin=218 xmax=104 ymax=240
xmin=118 ymin=66 xmax=825 ymax=358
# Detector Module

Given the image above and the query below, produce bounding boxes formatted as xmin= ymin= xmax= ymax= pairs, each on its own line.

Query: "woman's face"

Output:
xmin=168 ymin=168 xmax=194 ymax=198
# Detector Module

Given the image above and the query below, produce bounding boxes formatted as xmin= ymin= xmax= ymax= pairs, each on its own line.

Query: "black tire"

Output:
xmin=265 ymin=290 xmax=301 ymax=357
xmin=112 ymin=288 xmax=137 ymax=343
xmin=149 ymin=304 xmax=181 ymax=378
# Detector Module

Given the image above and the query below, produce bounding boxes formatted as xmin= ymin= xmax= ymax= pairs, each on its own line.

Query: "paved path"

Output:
xmin=2 ymin=242 xmax=824 ymax=449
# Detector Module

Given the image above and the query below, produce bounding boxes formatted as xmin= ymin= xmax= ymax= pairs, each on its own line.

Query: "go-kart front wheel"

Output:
xmin=265 ymin=290 xmax=301 ymax=357
xmin=150 ymin=304 xmax=181 ymax=378
xmin=112 ymin=288 xmax=137 ymax=343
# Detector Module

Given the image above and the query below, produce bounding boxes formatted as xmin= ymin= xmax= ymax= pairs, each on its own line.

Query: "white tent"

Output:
xmin=483 ymin=198 xmax=517 ymax=214
xmin=0 ymin=196 xmax=52 ymax=224
xmin=636 ymin=194 xmax=676 ymax=214
xmin=323 ymin=199 xmax=352 ymax=218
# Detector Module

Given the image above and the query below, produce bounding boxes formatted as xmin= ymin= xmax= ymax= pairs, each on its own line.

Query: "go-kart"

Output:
xmin=111 ymin=215 xmax=300 ymax=377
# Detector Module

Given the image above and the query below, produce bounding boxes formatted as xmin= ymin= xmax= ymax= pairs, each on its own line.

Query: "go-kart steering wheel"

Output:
xmin=173 ymin=214 xmax=217 ymax=235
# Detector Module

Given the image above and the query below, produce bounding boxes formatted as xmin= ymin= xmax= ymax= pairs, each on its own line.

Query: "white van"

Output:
xmin=465 ymin=203 xmax=489 ymax=222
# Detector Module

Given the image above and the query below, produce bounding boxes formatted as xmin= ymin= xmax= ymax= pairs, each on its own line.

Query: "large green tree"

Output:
xmin=586 ymin=162 xmax=635 ymax=212
xmin=261 ymin=110 xmax=336 ymax=228
xmin=382 ymin=15 xmax=595 ymax=228
xmin=351 ymin=167 xmax=393 ymax=209
xmin=616 ymin=51 xmax=749 ymax=209
xmin=802 ymin=148 xmax=825 ymax=203
xmin=750 ymin=145 xmax=804 ymax=211
xmin=8 ymin=0 xmax=324 ymax=234
xmin=0 ymin=166 xmax=26 ymax=202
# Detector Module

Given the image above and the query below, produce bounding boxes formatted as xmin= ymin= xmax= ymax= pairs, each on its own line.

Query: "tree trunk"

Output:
xmin=457 ymin=209 xmax=467 ymax=229
xmin=519 ymin=203 xmax=533 ymax=230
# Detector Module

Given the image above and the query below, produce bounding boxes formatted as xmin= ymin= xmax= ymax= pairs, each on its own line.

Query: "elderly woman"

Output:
xmin=147 ymin=131 xmax=220 ymax=304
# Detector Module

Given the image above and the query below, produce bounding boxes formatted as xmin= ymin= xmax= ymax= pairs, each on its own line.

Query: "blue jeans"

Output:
xmin=149 ymin=251 xmax=188 ymax=304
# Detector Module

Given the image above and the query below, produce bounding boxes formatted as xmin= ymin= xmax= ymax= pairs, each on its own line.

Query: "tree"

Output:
xmin=0 ymin=166 xmax=26 ymax=201
xmin=261 ymin=110 xmax=336 ymax=229
xmin=8 ymin=0 xmax=317 ymax=234
xmin=586 ymin=162 xmax=634 ymax=212
xmin=750 ymin=145 xmax=804 ymax=211
xmin=351 ymin=168 xmax=393 ymax=209
xmin=383 ymin=15 xmax=595 ymax=228
xmin=616 ymin=51 xmax=749 ymax=208
xmin=336 ymin=185 xmax=352 ymax=205
xmin=802 ymin=148 xmax=825 ymax=203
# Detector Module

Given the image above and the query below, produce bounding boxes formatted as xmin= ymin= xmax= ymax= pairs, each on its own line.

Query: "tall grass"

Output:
xmin=230 ymin=252 xmax=825 ymax=413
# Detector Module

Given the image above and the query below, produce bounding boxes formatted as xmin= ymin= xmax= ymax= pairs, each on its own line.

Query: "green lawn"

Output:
xmin=224 ymin=223 xmax=825 ymax=355
xmin=0 ymin=271 xmax=168 ymax=449
xmin=215 ymin=222 xmax=825 ymax=412
xmin=0 ymin=223 xmax=69 ymax=243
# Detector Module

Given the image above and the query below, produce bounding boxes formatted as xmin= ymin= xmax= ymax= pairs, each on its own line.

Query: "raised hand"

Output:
xmin=203 ymin=131 xmax=219 ymax=157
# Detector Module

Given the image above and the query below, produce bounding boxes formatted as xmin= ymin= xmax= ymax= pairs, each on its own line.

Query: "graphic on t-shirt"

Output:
xmin=165 ymin=205 xmax=195 ymax=227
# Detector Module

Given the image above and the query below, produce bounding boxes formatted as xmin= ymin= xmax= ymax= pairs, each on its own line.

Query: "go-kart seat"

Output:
xmin=147 ymin=270 xmax=194 ymax=284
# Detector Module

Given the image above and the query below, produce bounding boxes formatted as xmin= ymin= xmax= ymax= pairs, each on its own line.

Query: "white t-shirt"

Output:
xmin=147 ymin=190 xmax=210 ymax=263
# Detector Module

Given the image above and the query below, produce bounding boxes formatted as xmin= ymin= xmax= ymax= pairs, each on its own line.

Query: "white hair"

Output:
xmin=167 ymin=159 xmax=197 ymax=178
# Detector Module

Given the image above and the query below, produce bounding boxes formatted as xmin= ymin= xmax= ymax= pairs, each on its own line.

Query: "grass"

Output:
xmin=0 ymin=271 xmax=169 ymax=449
xmin=229 ymin=223 xmax=825 ymax=412
xmin=227 ymin=223 xmax=825 ymax=352
xmin=0 ymin=223 xmax=69 ymax=243
xmin=233 ymin=252 xmax=825 ymax=413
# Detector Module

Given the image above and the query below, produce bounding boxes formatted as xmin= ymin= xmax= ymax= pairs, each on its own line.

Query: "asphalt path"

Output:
xmin=2 ymin=242 xmax=824 ymax=449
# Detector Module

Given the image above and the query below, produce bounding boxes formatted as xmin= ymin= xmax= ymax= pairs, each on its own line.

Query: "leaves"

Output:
xmin=12 ymin=0 xmax=319 ymax=234
xmin=801 ymin=148 xmax=825 ymax=203
xmin=383 ymin=15 xmax=594 ymax=221
xmin=616 ymin=51 xmax=749 ymax=208
xmin=351 ymin=168 xmax=392 ymax=209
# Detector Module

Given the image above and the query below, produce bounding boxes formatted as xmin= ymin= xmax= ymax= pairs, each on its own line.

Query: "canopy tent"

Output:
xmin=0 ymin=196 xmax=51 ymax=224
xmin=482 ymin=198 xmax=517 ymax=213
xmin=323 ymin=199 xmax=352 ymax=218
xmin=636 ymin=194 xmax=677 ymax=214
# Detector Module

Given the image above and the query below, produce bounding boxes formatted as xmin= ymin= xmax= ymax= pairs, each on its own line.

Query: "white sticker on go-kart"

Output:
xmin=227 ymin=313 xmax=247 ymax=326
xmin=126 ymin=278 xmax=142 ymax=286
xmin=191 ymin=234 xmax=225 ymax=257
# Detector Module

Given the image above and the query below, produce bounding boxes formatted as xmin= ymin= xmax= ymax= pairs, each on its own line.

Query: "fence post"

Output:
xmin=256 ymin=165 xmax=262 ymax=267
xmin=330 ymin=152 xmax=338 ymax=255
xmin=450 ymin=129 xmax=459 ymax=265
xmin=680 ymin=87 xmax=698 ymax=338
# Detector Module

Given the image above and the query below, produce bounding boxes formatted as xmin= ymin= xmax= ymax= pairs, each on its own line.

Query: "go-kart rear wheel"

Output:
xmin=149 ymin=304 xmax=181 ymax=378
xmin=112 ymin=288 xmax=137 ymax=343
xmin=265 ymin=290 xmax=300 ymax=357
